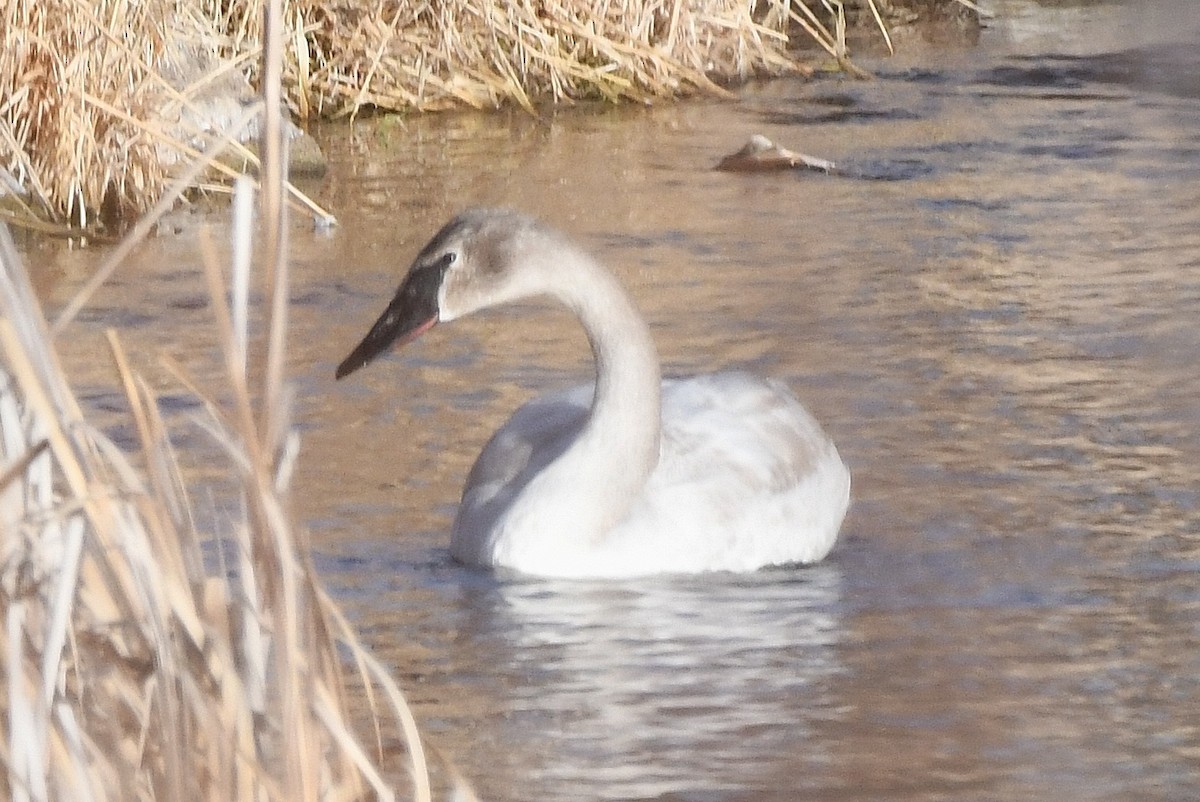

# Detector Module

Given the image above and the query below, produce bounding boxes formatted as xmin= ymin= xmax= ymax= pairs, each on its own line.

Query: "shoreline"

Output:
xmin=1 ymin=0 xmax=977 ymax=235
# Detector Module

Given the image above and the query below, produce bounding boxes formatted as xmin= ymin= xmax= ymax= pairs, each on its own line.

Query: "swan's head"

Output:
xmin=336 ymin=208 xmax=546 ymax=379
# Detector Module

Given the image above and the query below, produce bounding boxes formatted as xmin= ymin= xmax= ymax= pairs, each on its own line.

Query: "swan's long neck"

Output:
xmin=564 ymin=253 xmax=662 ymax=494
xmin=509 ymin=239 xmax=662 ymax=547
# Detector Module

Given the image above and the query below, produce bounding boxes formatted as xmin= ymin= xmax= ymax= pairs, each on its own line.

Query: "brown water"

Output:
xmin=28 ymin=0 xmax=1200 ymax=799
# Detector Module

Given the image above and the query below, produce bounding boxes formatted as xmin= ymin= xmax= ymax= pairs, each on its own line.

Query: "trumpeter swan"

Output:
xmin=336 ymin=208 xmax=849 ymax=578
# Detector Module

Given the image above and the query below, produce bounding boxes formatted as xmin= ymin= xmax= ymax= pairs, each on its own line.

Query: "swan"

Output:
xmin=335 ymin=208 xmax=850 ymax=578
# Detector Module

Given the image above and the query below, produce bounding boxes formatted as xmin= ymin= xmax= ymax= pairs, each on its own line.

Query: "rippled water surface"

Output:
xmin=30 ymin=1 xmax=1200 ymax=799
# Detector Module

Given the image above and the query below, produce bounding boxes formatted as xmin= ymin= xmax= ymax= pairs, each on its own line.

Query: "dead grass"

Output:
xmin=270 ymin=0 xmax=809 ymax=114
xmin=0 ymin=0 xmax=329 ymax=230
xmin=0 ymin=0 xmax=173 ymax=226
xmin=0 ymin=2 xmax=458 ymax=798
xmin=0 ymin=0 xmax=976 ymax=227
xmin=0 ymin=0 xmax=820 ymax=228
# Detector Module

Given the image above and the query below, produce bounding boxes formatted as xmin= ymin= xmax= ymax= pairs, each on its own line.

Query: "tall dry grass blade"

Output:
xmin=0 ymin=439 xmax=49 ymax=493
xmin=106 ymin=331 xmax=175 ymax=517
xmin=785 ymin=1 xmax=839 ymax=58
xmin=262 ymin=138 xmax=292 ymax=468
xmin=258 ymin=0 xmax=292 ymax=473
xmin=311 ymin=683 xmax=395 ymax=802
xmin=0 ymin=227 xmax=73 ymax=417
xmin=37 ymin=514 xmax=85 ymax=711
xmin=231 ymin=176 xmax=253 ymax=377
xmin=865 ymin=0 xmax=895 ymax=56
xmin=105 ymin=332 xmax=209 ymax=606
xmin=51 ymin=704 xmax=97 ymax=802
xmin=196 ymin=229 xmax=260 ymax=449
xmin=322 ymin=599 xmax=433 ymax=802
xmin=50 ymin=101 xmax=262 ymax=337
xmin=7 ymin=600 xmax=46 ymax=802
xmin=0 ymin=318 xmax=89 ymax=504
xmin=259 ymin=0 xmax=285 ymax=284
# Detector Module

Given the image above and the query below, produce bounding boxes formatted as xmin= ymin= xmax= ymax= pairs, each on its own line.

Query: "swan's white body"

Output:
xmin=337 ymin=209 xmax=850 ymax=578
xmin=455 ymin=374 xmax=849 ymax=577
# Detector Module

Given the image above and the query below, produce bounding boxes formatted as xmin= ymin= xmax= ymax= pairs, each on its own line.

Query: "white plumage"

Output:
xmin=336 ymin=208 xmax=850 ymax=578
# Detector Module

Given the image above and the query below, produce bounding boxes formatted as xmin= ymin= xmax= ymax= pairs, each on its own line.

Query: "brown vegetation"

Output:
xmin=0 ymin=0 xmax=977 ymax=229
xmin=0 ymin=5 xmax=457 ymax=797
xmin=0 ymin=193 xmax=444 ymax=802
xmin=0 ymin=0 xmax=855 ymax=229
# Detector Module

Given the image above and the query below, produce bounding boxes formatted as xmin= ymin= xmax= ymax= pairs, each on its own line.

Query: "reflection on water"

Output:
xmin=323 ymin=556 xmax=846 ymax=801
xmin=29 ymin=0 xmax=1200 ymax=799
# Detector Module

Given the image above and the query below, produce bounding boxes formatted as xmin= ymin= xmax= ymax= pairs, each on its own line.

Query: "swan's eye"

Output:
xmin=444 ymin=251 xmax=457 ymax=265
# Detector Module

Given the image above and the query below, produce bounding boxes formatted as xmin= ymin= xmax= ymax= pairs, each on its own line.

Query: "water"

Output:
xmin=29 ymin=0 xmax=1200 ymax=799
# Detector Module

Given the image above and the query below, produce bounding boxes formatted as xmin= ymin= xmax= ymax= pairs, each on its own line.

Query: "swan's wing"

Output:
xmin=453 ymin=383 xmax=591 ymax=562
xmin=655 ymin=372 xmax=835 ymax=487
xmin=629 ymin=372 xmax=849 ymax=569
xmin=462 ymin=383 xmax=592 ymax=493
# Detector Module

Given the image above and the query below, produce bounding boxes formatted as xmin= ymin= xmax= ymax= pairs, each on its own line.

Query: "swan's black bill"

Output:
xmin=335 ymin=255 xmax=451 ymax=379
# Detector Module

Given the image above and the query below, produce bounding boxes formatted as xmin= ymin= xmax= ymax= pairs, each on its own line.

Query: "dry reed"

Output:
xmin=0 ymin=0 xmax=844 ymax=228
xmin=2 ymin=0 xmax=183 ymax=227
xmin=0 ymin=0 xmax=975 ymax=227
xmin=271 ymin=0 xmax=809 ymax=114
xmin=0 ymin=0 xmax=331 ymax=230
xmin=0 ymin=1 xmax=454 ymax=798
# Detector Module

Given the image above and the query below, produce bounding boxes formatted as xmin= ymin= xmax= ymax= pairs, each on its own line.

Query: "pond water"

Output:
xmin=27 ymin=0 xmax=1200 ymax=799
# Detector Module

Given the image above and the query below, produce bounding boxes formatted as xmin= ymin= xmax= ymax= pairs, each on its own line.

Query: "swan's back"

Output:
xmin=452 ymin=371 xmax=849 ymax=577
xmin=627 ymin=372 xmax=848 ymax=574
